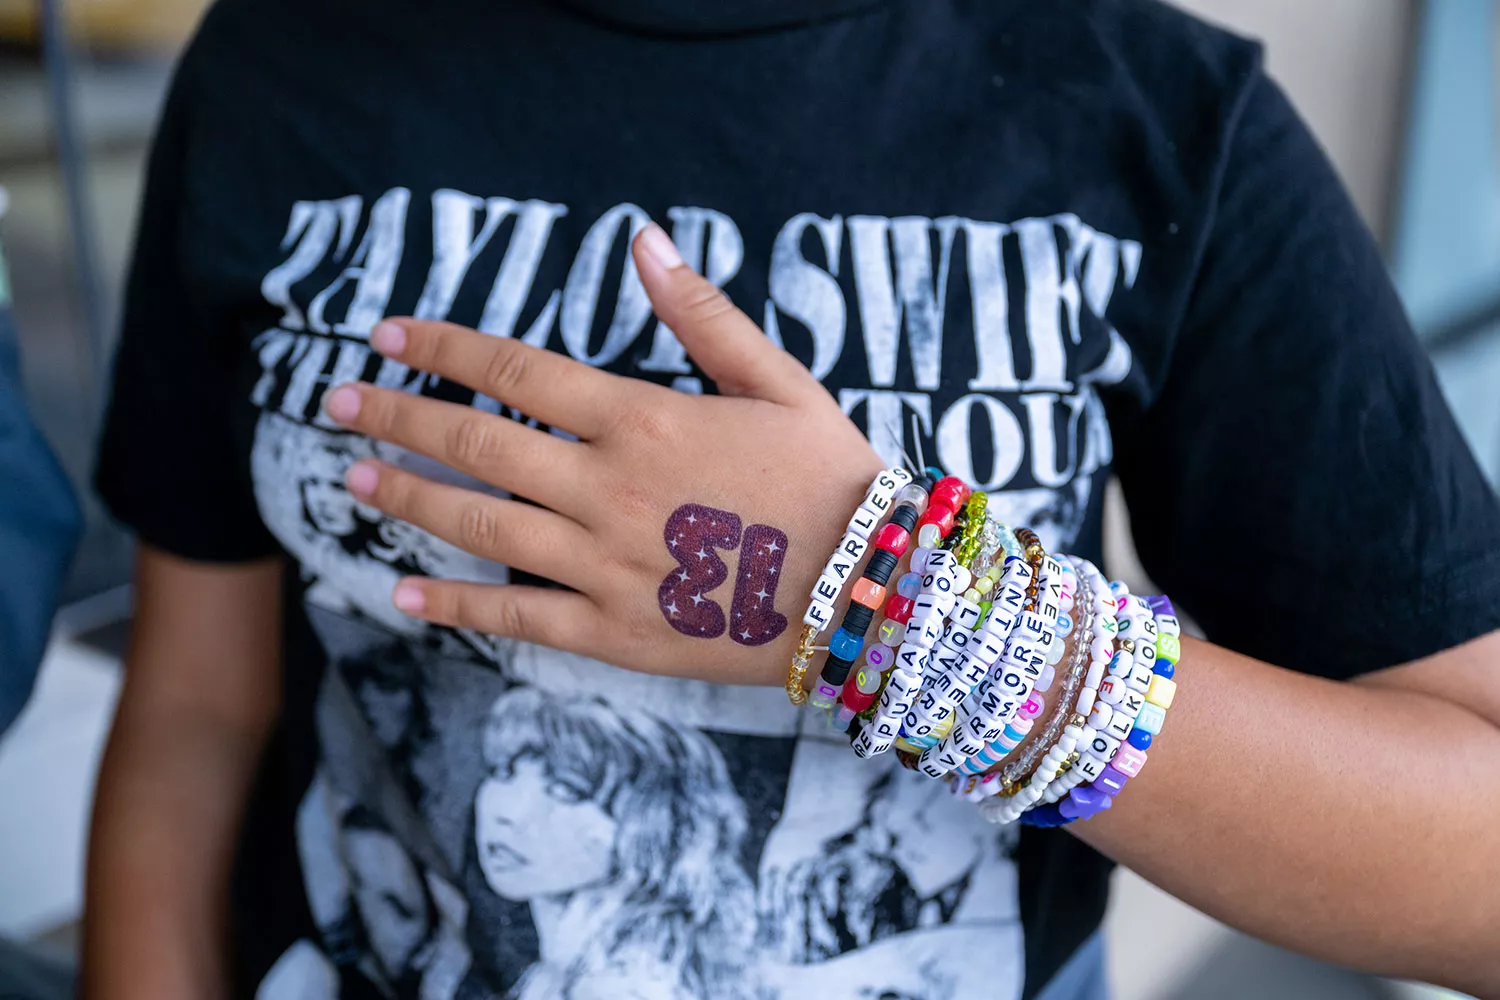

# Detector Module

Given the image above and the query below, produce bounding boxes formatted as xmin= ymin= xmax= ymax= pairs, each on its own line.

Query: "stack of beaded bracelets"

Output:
xmin=787 ymin=467 xmax=915 ymax=707
xmin=975 ymin=564 xmax=1182 ymax=826
xmin=787 ymin=488 xmax=1184 ymax=828
xmin=1017 ymin=592 xmax=1181 ymax=826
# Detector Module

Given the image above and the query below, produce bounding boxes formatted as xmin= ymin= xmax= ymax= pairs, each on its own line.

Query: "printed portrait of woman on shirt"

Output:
xmin=459 ymin=686 xmax=759 ymax=1000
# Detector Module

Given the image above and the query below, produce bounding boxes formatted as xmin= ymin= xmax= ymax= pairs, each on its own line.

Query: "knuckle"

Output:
xmin=433 ymin=587 xmax=472 ymax=630
xmin=612 ymin=400 xmax=678 ymax=447
xmin=676 ymin=282 xmax=737 ymax=326
xmin=490 ymin=596 xmax=532 ymax=640
xmin=366 ymin=465 xmax=404 ymax=514
xmin=457 ymin=501 xmax=504 ymax=555
xmin=419 ymin=322 xmax=463 ymax=372
xmin=482 ymin=343 xmax=532 ymax=398
xmin=447 ymin=415 xmax=504 ymax=467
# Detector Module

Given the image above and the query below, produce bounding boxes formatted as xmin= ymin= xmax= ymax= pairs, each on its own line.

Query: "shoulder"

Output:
xmin=953 ymin=0 xmax=1268 ymax=155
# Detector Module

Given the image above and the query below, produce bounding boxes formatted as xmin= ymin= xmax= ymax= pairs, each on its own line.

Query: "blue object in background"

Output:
xmin=1388 ymin=0 xmax=1500 ymax=488
xmin=0 ymin=193 xmax=83 ymax=736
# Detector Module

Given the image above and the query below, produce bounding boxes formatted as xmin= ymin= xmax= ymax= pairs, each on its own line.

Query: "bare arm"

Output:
xmin=83 ymin=545 xmax=283 ymax=1000
xmin=1075 ymin=630 xmax=1500 ymax=998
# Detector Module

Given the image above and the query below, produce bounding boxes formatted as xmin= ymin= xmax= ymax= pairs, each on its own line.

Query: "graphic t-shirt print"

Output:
xmin=246 ymin=191 xmax=1140 ymax=1000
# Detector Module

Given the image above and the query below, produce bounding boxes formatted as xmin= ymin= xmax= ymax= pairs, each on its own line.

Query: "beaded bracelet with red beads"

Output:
xmin=835 ymin=475 xmax=969 ymax=729
xmin=808 ymin=471 xmax=935 ymax=715
xmin=845 ymin=476 xmax=972 ymax=754
xmin=787 ymin=467 xmax=911 ymax=706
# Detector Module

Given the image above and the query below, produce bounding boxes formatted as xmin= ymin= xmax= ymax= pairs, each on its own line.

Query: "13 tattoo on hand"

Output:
xmin=658 ymin=503 xmax=789 ymax=646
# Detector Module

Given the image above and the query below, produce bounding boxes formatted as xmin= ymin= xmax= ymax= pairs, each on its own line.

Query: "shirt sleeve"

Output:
xmin=1115 ymin=71 xmax=1500 ymax=680
xmin=94 ymin=50 xmax=278 ymax=563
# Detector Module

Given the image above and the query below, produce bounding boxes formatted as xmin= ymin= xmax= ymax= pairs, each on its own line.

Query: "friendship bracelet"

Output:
xmin=949 ymin=556 xmax=1093 ymax=786
xmin=915 ymin=557 xmax=1038 ymax=775
xmin=977 ymin=559 xmax=1122 ymax=815
xmin=969 ymin=554 xmax=1108 ymax=803
xmin=1023 ymin=597 xmax=1182 ymax=825
xmin=850 ymin=546 xmax=962 ymax=757
xmin=809 ymin=472 xmax=929 ymax=711
xmin=816 ymin=467 xmax=1188 ymax=831
xmin=1002 ymin=590 xmax=1170 ymax=824
xmin=786 ymin=467 xmax=911 ymax=705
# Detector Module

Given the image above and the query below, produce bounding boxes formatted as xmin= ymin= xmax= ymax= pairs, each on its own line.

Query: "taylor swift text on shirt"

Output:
xmin=250 ymin=190 xmax=1139 ymax=515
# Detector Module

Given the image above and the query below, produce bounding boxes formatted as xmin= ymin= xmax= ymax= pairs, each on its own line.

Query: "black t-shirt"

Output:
xmin=95 ymin=1 xmax=1500 ymax=997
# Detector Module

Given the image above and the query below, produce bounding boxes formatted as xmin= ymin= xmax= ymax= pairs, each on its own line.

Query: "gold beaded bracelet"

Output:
xmin=785 ymin=624 xmax=818 ymax=706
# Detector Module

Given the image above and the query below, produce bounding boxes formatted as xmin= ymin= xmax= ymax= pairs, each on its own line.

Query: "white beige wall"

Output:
xmin=1169 ymin=0 xmax=1415 ymax=240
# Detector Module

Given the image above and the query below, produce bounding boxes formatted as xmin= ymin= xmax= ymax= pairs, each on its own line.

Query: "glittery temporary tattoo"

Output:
xmin=728 ymin=524 xmax=789 ymax=647
xmin=658 ymin=503 xmax=743 ymax=639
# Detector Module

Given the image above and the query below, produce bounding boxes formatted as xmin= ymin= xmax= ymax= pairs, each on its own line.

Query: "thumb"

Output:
xmin=633 ymin=223 xmax=821 ymax=404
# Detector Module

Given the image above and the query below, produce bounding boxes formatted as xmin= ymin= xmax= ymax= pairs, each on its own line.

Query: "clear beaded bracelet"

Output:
xmin=947 ymin=555 xmax=1095 ymax=788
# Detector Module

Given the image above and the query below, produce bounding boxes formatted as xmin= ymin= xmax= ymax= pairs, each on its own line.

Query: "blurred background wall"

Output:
xmin=0 ymin=1 xmax=1494 ymax=997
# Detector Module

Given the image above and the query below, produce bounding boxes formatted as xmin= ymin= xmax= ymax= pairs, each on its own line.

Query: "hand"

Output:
xmin=322 ymin=223 xmax=884 ymax=686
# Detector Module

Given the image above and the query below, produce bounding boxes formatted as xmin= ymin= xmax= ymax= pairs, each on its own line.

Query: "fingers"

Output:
xmin=325 ymin=383 xmax=587 ymax=516
xmin=346 ymin=459 xmax=594 ymax=589
xmin=633 ymin=223 xmax=824 ymax=405
xmin=368 ymin=317 xmax=627 ymax=440
xmin=391 ymin=576 xmax=601 ymax=651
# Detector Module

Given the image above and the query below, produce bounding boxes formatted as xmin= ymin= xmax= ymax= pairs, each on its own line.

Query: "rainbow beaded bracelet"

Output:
xmin=786 ymin=467 xmax=911 ymax=706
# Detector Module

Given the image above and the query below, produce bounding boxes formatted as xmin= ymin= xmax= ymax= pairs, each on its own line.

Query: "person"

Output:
xmin=0 ymin=182 xmax=85 ymax=1000
xmin=263 ymin=787 xmax=471 ymax=1000
xmin=85 ymin=2 xmax=1500 ymax=999
xmin=463 ymin=686 xmax=757 ymax=1000
xmin=0 ymin=185 xmax=82 ymax=735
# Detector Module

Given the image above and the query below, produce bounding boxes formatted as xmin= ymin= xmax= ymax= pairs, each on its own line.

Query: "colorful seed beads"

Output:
xmin=803 ymin=467 xmax=1184 ymax=829
xmin=786 ymin=467 xmax=911 ymax=706
xmin=850 ymin=546 xmax=961 ymax=757
xmin=808 ymin=471 xmax=927 ymax=713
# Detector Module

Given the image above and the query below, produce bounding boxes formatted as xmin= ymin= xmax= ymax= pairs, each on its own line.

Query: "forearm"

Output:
xmin=82 ymin=549 xmax=284 ymax=1000
xmin=83 ymin=696 xmax=273 ymax=999
xmin=1074 ymin=634 xmax=1500 ymax=996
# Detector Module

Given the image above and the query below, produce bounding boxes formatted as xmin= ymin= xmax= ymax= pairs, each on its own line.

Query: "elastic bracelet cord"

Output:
xmin=786 ymin=467 xmax=912 ymax=706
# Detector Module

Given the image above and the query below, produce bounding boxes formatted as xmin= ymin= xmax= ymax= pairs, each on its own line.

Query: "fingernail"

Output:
xmin=324 ymin=385 xmax=361 ymax=424
xmin=639 ymin=222 xmax=684 ymax=270
xmin=371 ymin=321 xmax=407 ymax=356
xmin=393 ymin=583 xmax=425 ymax=614
xmin=345 ymin=461 xmax=378 ymax=498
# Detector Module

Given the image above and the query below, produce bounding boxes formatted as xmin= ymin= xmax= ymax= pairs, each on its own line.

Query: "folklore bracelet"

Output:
xmin=1023 ymin=597 xmax=1183 ymax=826
xmin=785 ymin=467 xmax=911 ymax=706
